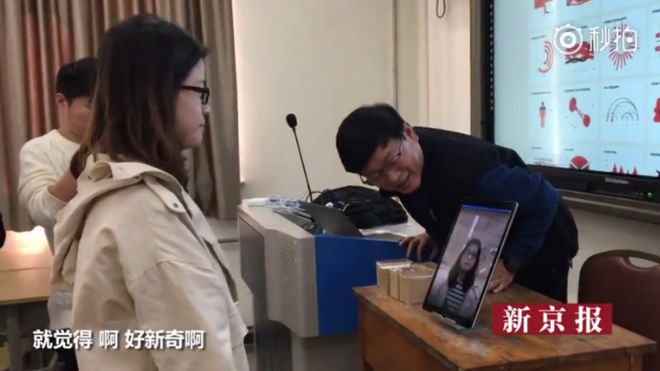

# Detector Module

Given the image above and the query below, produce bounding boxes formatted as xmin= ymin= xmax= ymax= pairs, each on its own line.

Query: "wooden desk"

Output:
xmin=0 ymin=268 xmax=51 ymax=306
xmin=355 ymin=285 xmax=655 ymax=371
xmin=0 ymin=229 xmax=51 ymax=272
xmin=0 ymin=229 xmax=52 ymax=371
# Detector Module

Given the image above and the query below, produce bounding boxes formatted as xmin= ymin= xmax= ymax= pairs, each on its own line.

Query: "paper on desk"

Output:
xmin=361 ymin=229 xmax=407 ymax=241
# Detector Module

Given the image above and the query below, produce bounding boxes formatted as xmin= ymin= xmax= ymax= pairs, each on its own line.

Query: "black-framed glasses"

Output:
xmin=180 ymin=84 xmax=210 ymax=105
xmin=359 ymin=137 xmax=404 ymax=185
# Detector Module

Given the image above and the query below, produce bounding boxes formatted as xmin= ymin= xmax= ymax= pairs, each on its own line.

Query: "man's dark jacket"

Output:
xmin=386 ymin=127 xmax=579 ymax=302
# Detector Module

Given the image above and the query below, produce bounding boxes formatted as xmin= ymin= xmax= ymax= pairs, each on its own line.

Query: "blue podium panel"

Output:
xmin=314 ymin=235 xmax=406 ymax=336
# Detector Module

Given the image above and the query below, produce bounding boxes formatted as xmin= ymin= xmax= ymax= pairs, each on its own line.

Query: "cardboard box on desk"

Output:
xmin=398 ymin=263 xmax=436 ymax=305
xmin=376 ymin=260 xmax=437 ymax=304
xmin=418 ymin=261 xmax=438 ymax=271
xmin=376 ymin=259 xmax=412 ymax=294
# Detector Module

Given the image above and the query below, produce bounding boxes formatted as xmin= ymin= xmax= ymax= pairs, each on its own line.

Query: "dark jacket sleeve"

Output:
xmin=475 ymin=164 xmax=559 ymax=272
xmin=397 ymin=192 xmax=453 ymax=256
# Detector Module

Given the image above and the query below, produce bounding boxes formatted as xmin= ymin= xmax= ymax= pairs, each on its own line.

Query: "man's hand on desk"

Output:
xmin=400 ymin=232 xmax=440 ymax=261
xmin=488 ymin=260 xmax=515 ymax=293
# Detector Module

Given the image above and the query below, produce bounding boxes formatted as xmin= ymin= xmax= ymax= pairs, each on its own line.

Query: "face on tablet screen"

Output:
xmin=423 ymin=202 xmax=516 ymax=328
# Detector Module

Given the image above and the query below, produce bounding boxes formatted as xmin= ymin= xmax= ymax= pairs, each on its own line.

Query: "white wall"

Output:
xmin=426 ymin=0 xmax=472 ymax=133
xmin=233 ymin=1 xmax=395 ymax=199
xmin=394 ymin=0 xmax=472 ymax=132
xmin=394 ymin=0 xmax=429 ymax=125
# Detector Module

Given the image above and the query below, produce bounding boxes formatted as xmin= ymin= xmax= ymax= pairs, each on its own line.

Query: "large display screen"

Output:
xmin=494 ymin=0 xmax=660 ymax=179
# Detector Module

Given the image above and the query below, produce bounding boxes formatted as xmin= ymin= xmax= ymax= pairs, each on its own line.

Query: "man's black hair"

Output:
xmin=335 ymin=103 xmax=405 ymax=173
xmin=55 ymin=57 xmax=97 ymax=103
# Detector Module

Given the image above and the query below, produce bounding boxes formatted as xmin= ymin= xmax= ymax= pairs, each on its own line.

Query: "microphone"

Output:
xmin=286 ymin=113 xmax=297 ymax=128
xmin=285 ymin=113 xmax=313 ymax=202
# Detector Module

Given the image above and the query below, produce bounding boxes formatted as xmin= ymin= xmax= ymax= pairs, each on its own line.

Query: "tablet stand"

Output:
xmin=433 ymin=314 xmax=487 ymax=335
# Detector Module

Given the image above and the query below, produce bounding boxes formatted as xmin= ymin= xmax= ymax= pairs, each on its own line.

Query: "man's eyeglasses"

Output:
xmin=359 ymin=138 xmax=404 ymax=185
xmin=180 ymin=84 xmax=210 ymax=105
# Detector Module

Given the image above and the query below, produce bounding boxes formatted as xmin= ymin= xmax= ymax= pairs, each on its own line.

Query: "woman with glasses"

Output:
xmin=52 ymin=14 xmax=248 ymax=370
xmin=427 ymin=239 xmax=482 ymax=319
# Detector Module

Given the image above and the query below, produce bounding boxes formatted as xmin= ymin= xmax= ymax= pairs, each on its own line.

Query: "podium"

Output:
xmin=237 ymin=201 xmax=422 ymax=371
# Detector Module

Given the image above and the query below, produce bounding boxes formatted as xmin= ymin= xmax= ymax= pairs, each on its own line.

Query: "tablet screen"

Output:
xmin=423 ymin=200 xmax=518 ymax=329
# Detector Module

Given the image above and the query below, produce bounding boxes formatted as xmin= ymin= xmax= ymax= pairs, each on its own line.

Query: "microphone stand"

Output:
xmin=291 ymin=126 xmax=313 ymax=202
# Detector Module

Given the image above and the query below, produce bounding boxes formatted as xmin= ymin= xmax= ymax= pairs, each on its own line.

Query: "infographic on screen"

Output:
xmin=495 ymin=0 xmax=660 ymax=177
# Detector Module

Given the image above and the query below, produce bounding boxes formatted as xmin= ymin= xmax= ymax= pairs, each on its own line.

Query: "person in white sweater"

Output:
xmin=18 ymin=57 xmax=96 ymax=371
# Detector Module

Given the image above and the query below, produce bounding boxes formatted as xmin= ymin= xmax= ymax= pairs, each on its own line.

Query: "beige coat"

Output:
xmin=52 ymin=155 xmax=248 ymax=371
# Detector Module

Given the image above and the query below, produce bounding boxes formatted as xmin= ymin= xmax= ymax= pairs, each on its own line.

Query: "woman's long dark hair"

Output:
xmin=71 ymin=14 xmax=207 ymax=184
xmin=447 ymin=238 xmax=481 ymax=293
